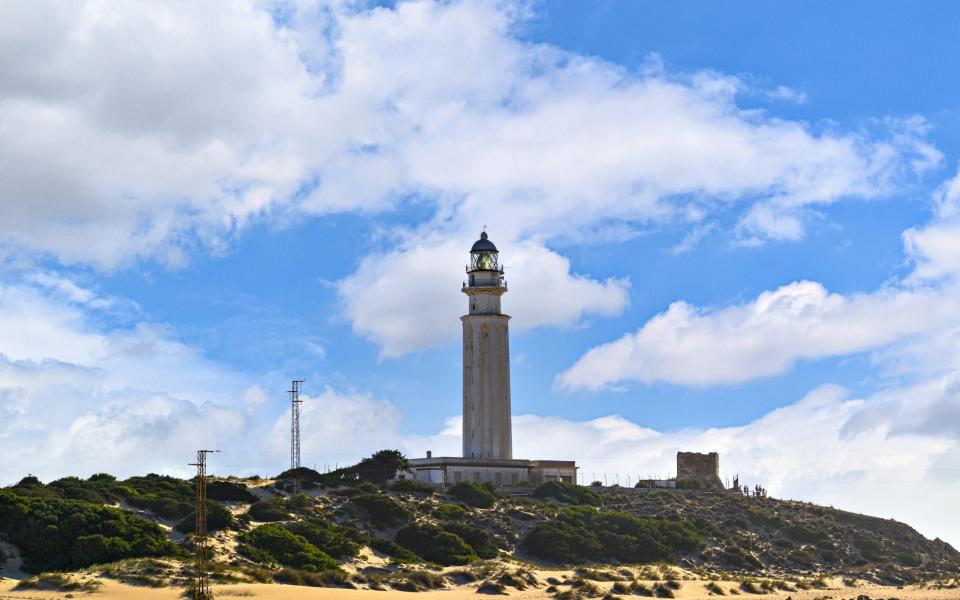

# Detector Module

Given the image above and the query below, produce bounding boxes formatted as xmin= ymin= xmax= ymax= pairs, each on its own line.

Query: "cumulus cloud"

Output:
xmin=405 ymin=383 xmax=959 ymax=546
xmin=338 ymin=232 xmax=628 ymax=356
xmin=0 ymin=272 xmax=404 ymax=481
xmin=559 ymin=166 xmax=960 ymax=390
xmin=558 ymin=280 xmax=960 ymax=389
xmin=0 ymin=1 xmax=935 ymax=322
xmin=0 ymin=0 xmax=939 ymax=356
xmin=2 ymin=268 xmax=957 ymax=547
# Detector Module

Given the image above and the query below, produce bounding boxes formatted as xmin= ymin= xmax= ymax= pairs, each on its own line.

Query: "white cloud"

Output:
xmin=0 ymin=0 xmax=939 ymax=356
xmin=266 ymin=386 xmax=404 ymax=469
xmin=2 ymin=268 xmax=957 ymax=548
xmin=0 ymin=0 xmax=935 ymax=270
xmin=0 ymin=272 xmax=404 ymax=481
xmin=338 ymin=233 xmax=629 ymax=357
xmin=406 ymin=383 xmax=960 ymax=546
xmin=558 ymin=279 xmax=960 ymax=389
xmin=560 ymin=166 xmax=960 ymax=390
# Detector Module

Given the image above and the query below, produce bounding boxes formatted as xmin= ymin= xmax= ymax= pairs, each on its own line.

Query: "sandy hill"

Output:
xmin=1 ymin=469 xmax=958 ymax=599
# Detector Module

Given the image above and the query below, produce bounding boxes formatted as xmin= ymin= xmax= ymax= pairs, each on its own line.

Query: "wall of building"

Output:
xmin=676 ymin=451 xmax=725 ymax=490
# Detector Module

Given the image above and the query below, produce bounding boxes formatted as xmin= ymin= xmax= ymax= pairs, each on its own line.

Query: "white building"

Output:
xmin=407 ymin=233 xmax=577 ymax=487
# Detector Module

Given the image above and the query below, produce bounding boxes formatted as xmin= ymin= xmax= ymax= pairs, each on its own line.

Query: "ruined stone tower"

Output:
xmin=461 ymin=232 xmax=512 ymax=459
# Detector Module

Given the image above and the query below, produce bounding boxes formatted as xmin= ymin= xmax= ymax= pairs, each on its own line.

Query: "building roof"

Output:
xmin=470 ymin=231 xmax=498 ymax=253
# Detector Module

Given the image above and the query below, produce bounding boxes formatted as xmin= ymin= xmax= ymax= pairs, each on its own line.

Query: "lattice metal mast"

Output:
xmin=189 ymin=449 xmax=219 ymax=600
xmin=289 ymin=379 xmax=305 ymax=494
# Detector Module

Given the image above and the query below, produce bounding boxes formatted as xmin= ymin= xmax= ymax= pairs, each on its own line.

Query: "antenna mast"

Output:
xmin=289 ymin=379 xmax=305 ymax=494
xmin=189 ymin=449 xmax=219 ymax=600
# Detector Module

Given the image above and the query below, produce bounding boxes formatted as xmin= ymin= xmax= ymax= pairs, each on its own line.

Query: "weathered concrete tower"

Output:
xmin=461 ymin=232 xmax=512 ymax=459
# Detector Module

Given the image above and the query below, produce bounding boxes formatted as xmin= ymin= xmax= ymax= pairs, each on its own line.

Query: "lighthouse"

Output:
xmin=405 ymin=232 xmax=576 ymax=487
xmin=461 ymin=231 xmax=512 ymax=459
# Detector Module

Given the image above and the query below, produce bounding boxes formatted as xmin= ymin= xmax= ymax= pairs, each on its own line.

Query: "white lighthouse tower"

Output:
xmin=405 ymin=232 xmax=576 ymax=487
xmin=461 ymin=231 xmax=512 ymax=459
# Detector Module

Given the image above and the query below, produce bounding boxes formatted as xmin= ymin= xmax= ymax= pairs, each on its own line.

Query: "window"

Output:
xmin=511 ymin=473 xmax=519 ymax=484
xmin=472 ymin=472 xmax=480 ymax=482
xmin=495 ymin=472 xmax=503 ymax=485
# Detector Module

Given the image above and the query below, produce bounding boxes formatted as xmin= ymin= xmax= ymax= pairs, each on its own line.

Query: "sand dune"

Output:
xmin=4 ymin=575 xmax=960 ymax=600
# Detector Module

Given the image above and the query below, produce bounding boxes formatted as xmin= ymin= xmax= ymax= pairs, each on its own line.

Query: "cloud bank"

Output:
xmin=0 ymin=0 xmax=938 ymax=356
xmin=559 ymin=167 xmax=960 ymax=390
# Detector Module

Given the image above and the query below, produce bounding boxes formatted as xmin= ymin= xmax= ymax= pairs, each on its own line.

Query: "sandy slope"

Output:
xmin=3 ymin=577 xmax=960 ymax=600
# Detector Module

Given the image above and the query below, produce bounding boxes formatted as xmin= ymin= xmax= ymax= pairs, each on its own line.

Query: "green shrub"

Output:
xmin=721 ymin=548 xmax=762 ymax=569
xmin=522 ymin=520 xmax=604 ymax=564
xmin=367 ymin=536 xmax=419 ymax=562
xmin=275 ymin=567 xmax=350 ymax=587
xmin=47 ymin=476 xmax=121 ymax=504
xmin=8 ymin=476 xmax=60 ymax=499
xmin=442 ymin=522 xmax=498 ymax=559
xmin=0 ymin=490 xmax=181 ymax=573
xmin=286 ymin=519 xmax=361 ymax=559
xmin=238 ymin=524 xmax=338 ymax=571
xmin=782 ymin=523 xmax=828 ymax=545
xmin=389 ymin=479 xmax=436 ymax=494
xmin=897 ymin=551 xmax=922 ymax=567
xmin=174 ymin=501 xmax=233 ymax=533
xmin=119 ymin=474 xmax=196 ymax=520
xmin=350 ymin=493 xmax=409 ymax=526
xmin=434 ymin=503 xmax=467 ymax=520
xmin=521 ymin=506 xmax=701 ymax=565
xmin=395 ymin=523 xmax=476 ymax=565
xmin=856 ymin=536 xmax=884 ymax=562
xmin=206 ymin=480 xmax=258 ymax=503
xmin=534 ymin=481 xmax=601 ymax=506
xmin=288 ymin=493 xmax=312 ymax=511
xmin=249 ymin=498 xmax=291 ymax=522
xmin=447 ymin=482 xmax=495 ymax=509
xmin=318 ymin=450 xmax=410 ymax=485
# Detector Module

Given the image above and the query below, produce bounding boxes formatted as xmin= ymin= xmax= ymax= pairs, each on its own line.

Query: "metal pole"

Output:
xmin=289 ymin=380 xmax=304 ymax=495
xmin=189 ymin=449 xmax=219 ymax=600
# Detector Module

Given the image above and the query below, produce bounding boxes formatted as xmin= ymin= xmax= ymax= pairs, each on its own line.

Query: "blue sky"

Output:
xmin=1 ymin=1 xmax=959 ymax=544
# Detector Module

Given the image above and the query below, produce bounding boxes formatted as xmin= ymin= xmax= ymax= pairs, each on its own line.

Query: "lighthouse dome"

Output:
xmin=470 ymin=231 xmax=498 ymax=253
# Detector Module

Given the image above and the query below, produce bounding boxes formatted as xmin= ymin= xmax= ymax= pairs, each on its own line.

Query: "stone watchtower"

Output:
xmin=461 ymin=232 xmax=512 ymax=459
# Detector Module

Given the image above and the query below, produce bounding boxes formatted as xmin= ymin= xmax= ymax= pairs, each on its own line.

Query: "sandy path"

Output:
xmin=2 ymin=578 xmax=960 ymax=600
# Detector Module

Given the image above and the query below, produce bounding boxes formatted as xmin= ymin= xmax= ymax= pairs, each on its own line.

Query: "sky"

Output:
xmin=1 ymin=0 xmax=959 ymax=546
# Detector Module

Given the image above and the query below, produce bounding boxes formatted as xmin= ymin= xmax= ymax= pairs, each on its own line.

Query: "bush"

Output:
xmin=447 ymin=482 xmax=495 ymax=509
xmin=356 ymin=482 xmax=380 ymax=494
xmin=275 ymin=567 xmax=350 ymax=587
xmin=389 ymin=479 xmax=436 ymax=494
xmin=319 ymin=450 xmax=410 ymax=485
xmin=395 ymin=523 xmax=476 ymax=565
xmin=521 ymin=520 xmax=603 ymax=564
xmin=783 ymin=523 xmax=828 ymax=545
xmin=350 ymin=493 xmax=409 ymax=526
xmin=434 ymin=503 xmax=467 ymax=520
xmin=249 ymin=498 xmax=291 ymax=522
xmin=534 ymin=481 xmax=601 ymax=506
xmin=367 ymin=536 xmax=419 ymax=562
xmin=238 ymin=524 xmax=338 ymax=571
xmin=442 ymin=522 xmax=499 ymax=559
xmin=0 ymin=490 xmax=181 ymax=573
xmin=286 ymin=519 xmax=361 ymax=559
xmin=897 ymin=551 xmax=922 ymax=567
xmin=48 ymin=476 xmax=121 ymax=504
xmin=121 ymin=474 xmax=195 ymax=520
xmin=174 ymin=501 xmax=233 ymax=533
xmin=288 ymin=493 xmax=312 ymax=511
xmin=206 ymin=480 xmax=258 ymax=503
xmin=521 ymin=506 xmax=701 ymax=565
